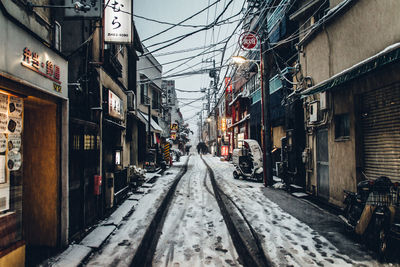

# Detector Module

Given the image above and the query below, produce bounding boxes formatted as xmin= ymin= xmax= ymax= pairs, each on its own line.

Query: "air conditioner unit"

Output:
xmin=309 ymin=101 xmax=319 ymax=123
xmin=127 ymin=91 xmax=135 ymax=111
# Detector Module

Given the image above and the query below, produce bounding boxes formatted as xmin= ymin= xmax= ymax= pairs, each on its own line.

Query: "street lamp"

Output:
xmin=231 ymin=56 xmax=260 ymax=71
xmin=231 ymin=54 xmax=273 ymax=187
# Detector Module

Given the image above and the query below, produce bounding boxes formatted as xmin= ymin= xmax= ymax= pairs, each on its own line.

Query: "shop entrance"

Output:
xmin=23 ymin=96 xmax=60 ymax=262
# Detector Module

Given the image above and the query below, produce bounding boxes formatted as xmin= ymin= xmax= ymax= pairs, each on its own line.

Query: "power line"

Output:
xmin=140 ymin=0 xmax=235 ymax=56
xmin=141 ymin=0 xmax=222 ymax=42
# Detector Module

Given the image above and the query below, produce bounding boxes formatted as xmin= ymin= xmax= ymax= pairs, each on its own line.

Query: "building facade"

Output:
xmin=0 ymin=0 xmax=69 ymax=265
xmin=295 ymin=0 xmax=400 ymax=206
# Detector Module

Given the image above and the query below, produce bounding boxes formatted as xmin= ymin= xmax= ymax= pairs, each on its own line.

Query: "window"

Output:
xmin=140 ymin=83 xmax=148 ymax=104
xmin=84 ymin=135 xmax=95 ymax=150
xmin=335 ymin=114 xmax=350 ymax=140
xmin=73 ymin=135 xmax=80 ymax=150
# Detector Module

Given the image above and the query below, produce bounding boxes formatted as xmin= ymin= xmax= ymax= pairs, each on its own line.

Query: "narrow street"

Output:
xmin=152 ymin=155 xmax=240 ymax=266
xmin=49 ymin=154 xmax=395 ymax=267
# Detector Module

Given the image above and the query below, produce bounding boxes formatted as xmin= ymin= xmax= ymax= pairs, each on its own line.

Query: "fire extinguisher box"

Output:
xmin=94 ymin=175 xmax=102 ymax=195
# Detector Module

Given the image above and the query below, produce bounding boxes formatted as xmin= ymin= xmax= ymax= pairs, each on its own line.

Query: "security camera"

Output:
xmin=73 ymin=1 xmax=91 ymax=12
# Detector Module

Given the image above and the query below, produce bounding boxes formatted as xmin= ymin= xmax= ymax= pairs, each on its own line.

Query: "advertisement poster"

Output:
xmin=0 ymin=113 xmax=8 ymax=133
xmin=0 ymin=155 xmax=5 ymax=183
xmin=0 ymin=134 xmax=6 ymax=153
xmin=7 ymin=117 xmax=22 ymax=134
xmin=7 ymin=151 xmax=21 ymax=171
xmin=9 ymin=96 xmax=23 ymax=117
xmin=0 ymin=94 xmax=7 ymax=113
xmin=8 ymin=134 xmax=21 ymax=152
xmin=0 ymin=186 xmax=10 ymax=212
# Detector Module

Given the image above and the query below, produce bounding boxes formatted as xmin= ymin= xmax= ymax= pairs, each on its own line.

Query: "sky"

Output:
xmin=133 ymin=0 xmax=246 ymax=142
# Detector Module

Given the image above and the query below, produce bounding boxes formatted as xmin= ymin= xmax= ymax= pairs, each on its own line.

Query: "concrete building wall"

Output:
xmin=301 ymin=0 xmax=400 ymax=206
xmin=301 ymin=0 xmax=400 ymax=86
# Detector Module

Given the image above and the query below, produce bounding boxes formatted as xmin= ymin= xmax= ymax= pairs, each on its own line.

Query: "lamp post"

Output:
xmin=231 ymin=53 xmax=272 ymax=187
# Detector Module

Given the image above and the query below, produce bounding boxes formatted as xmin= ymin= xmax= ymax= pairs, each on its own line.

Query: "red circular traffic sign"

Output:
xmin=239 ymin=32 xmax=258 ymax=50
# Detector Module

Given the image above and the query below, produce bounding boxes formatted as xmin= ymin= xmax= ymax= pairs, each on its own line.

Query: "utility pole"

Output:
xmin=261 ymin=40 xmax=273 ymax=187
xmin=212 ymin=59 xmax=220 ymax=156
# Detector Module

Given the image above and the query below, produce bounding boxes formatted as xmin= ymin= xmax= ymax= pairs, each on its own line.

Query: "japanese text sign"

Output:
xmin=108 ymin=90 xmax=123 ymax=120
xmin=104 ymin=0 xmax=132 ymax=43
xmin=221 ymin=145 xmax=229 ymax=156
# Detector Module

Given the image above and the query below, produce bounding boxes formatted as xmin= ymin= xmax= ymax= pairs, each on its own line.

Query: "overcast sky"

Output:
xmin=133 ymin=0 xmax=245 ymax=142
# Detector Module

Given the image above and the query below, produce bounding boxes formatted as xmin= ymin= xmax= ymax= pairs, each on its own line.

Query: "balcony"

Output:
xmin=268 ymin=0 xmax=291 ymax=43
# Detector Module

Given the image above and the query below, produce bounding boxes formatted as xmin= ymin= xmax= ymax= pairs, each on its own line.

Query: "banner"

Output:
xmin=104 ymin=0 xmax=132 ymax=43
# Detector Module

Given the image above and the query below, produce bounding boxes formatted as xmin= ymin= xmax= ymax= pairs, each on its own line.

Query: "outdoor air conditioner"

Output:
xmin=309 ymin=101 xmax=319 ymax=123
xmin=127 ymin=91 xmax=135 ymax=111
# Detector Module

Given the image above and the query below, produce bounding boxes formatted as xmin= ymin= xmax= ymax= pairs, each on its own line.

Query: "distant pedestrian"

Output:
xmin=197 ymin=143 xmax=201 ymax=154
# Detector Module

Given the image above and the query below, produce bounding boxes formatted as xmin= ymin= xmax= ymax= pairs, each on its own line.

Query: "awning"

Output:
xmin=301 ymin=43 xmax=400 ymax=96
xmin=137 ymin=111 xmax=163 ymax=134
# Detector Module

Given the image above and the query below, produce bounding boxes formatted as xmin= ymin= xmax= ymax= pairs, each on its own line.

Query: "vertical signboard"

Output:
xmin=104 ymin=0 xmax=132 ymax=43
xmin=108 ymin=90 xmax=124 ymax=120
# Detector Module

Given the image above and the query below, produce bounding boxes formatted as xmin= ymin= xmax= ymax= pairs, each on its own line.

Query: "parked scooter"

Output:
xmin=232 ymin=139 xmax=263 ymax=182
xmin=340 ymin=176 xmax=399 ymax=258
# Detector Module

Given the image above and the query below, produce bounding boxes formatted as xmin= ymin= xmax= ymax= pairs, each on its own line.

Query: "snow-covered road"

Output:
xmin=202 ymin=155 xmax=381 ymax=267
xmin=152 ymin=154 xmax=241 ymax=267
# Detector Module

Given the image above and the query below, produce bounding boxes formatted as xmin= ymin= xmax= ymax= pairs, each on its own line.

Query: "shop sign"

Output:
xmin=226 ymin=118 xmax=232 ymax=129
xmin=21 ymin=47 xmax=62 ymax=92
xmin=170 ymin=123 xmax=178 ymax=131
xmin=221 ymin=145 xmax=229 ymax=156
xmin=108 ymin=90 xmax=123 ymax=120
xmin=170 ymin=132 xmax=176 ymax=140
xmin=104 ymin=0 xmax=132 ymax=43
xmin=221 ymin=118 xmax=226 ymax=131
xmin=225 ymin=77 xmax=232 ymax=93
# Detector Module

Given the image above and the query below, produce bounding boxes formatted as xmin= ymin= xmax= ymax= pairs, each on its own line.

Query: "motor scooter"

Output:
xmin=232 ymin=139 xmax=263 ymax=182
xmin=340 ymin=176 xmax=399 ymax=258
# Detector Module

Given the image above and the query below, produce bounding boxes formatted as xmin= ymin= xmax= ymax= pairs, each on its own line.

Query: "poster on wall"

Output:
xmin=0 ymin=186 xmax=10 ymax=212
xmin=0 ymin=94 xmax=7 ymax=113
xmin=0 ymin=155 xmax=5 ymax=183
xmin=9 ymin=96 xmax=23 ymax=117
xmin=8 ymin=134 xmax=21 ymax=152
xmin=0 ymin=113 xmax=7 ymax=133
xmin=0 ymin=134 xmax=6 ymax=153
xmin=7 ymin=151 xmax=21 ymax=171
xmin=7 ymin=117 xmax=22 ymax=134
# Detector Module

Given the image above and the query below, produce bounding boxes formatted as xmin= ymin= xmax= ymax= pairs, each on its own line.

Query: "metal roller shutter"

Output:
xmin=361 ymin=83 xmax=400 ymax=182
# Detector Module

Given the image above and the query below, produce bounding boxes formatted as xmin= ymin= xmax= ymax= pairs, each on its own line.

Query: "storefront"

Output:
xmin=102 ymin=86 xmax=126 ymax=208
xmin=0 ymin=8 xmax=68 ymax=266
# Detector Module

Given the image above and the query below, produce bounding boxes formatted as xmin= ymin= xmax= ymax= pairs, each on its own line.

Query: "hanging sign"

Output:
xmin=225 ymin=77 xmax=232 ymax=93
xmin=239 ymin=32 xmax=258 ymax=50
xmin=221 ymin=118 xmax=226 ymax=132
xmin=104 ymin=0 xmax=132 ymax=43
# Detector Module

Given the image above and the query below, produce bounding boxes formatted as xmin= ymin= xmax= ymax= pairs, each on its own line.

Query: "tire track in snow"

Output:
xmin=152 ymin=155 xmax=241 ymax=267
xmin=202 ymin=155 xmax=379 ymax=267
